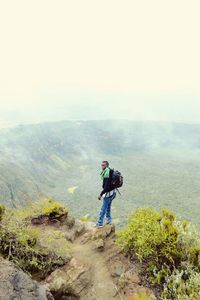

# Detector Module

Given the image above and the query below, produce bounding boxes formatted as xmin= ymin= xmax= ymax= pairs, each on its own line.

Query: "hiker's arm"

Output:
xmin=100 ymin=178 xmax=110 ymax=197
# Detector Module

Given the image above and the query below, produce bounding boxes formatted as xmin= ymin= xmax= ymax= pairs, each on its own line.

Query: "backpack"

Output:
xmin=110 ymin=169 xmax=123 ymax=189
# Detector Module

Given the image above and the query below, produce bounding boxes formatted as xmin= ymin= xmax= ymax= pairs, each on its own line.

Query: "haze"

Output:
xmin=0 ymin=0 xmax=200 ymax=127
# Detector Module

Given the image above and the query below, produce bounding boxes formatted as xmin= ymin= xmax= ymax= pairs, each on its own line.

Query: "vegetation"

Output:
xmin=134 ymin=294 xmax=153 ymax=300
xmin=15 ymin=197 xmax=68 ymax=220
xmin=116 ymin=208 xmax=200 ymax=299
xmin=79 ymin=214 xmax=91 ymax=222
xmin=0 ymin=204 xmax=5 ymax=221
xmin=0 ymin=198 xmax=70 ymax=277
xmin=163 ymin=266 xmax=200 ymax=300
xmin=0 ymin=121 xmax=200 ymax=229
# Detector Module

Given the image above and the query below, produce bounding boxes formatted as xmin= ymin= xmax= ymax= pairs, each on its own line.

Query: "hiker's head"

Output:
xmin=101 ymin=161 xmax=109 ymax=170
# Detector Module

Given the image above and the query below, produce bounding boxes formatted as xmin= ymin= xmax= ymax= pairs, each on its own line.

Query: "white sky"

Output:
xmin=0 ymin=0 xmax=200 ymax=126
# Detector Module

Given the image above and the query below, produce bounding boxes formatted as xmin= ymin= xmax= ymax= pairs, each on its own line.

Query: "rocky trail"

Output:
xmin=73 ymin=239 xmax=122 ymax=300
xmin=0 ymin=210 xmax=156 ymax=300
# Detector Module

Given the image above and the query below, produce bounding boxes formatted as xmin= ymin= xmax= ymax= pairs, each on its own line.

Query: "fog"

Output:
xmin=0 ymin=1 xmax=200 ymax=127
xmin=0 ymin=91 xmax=200 ymax=128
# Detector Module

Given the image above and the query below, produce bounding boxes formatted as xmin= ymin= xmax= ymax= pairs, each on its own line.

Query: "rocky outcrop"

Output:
xmin=118 ymin=267 xmax=156 ymax=299
xmin=43 ymin=223 xmax=156 ymax=300
xmin=0 ymin=257 xmax=53 ymax=300
xmin=31 ymin=212 xmax=68 ymax=226
xmin=63 ymin=213 xmax=75 ymax=228
xmin=95 ymin=238 xmax=104 ymax=251
xmin=63 ymin=219 xmax=86 ymax=242
xmin=45 ymin=257 xmax=91 ymax=299
xmin=79 ymin=223 xmax=115 ymax=244
xmin=0 ymin=206 xmax=156 ymax=300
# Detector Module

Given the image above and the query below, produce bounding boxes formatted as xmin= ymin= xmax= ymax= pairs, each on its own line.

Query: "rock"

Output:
xmin=110 ymin=262 xmax=126 ymax=277
xmin=0 ymin=257 xmax=53 ymax=300
xmin=63 ymin=214 xmax=75 ymax=228
xmin=118 ymin=268 xmax=156 ymax=299
xmin=92 ymin=224 xmax=115 ymax=240
xmin=73 ymin=220 xmax=85 ymax=236
xmin=84 ymin=221 xmax=96 ymax=232
xmin=31 ymin=215 xmax=49 ymax=225
xmin=65 ymin=230 xmax=76 ymax=242
xmin=64 ymin=220 xmax=85 ymax=242
xmin=35 ymin=226 xmax=72 ymax=269
xmin=80 ymin=224 xmax=115 ymax=244
xmin=31 ymin=213 xmax=68 ymax=226
xmin=45 ymin=258 xmax=91 ymax=299
xmin=119 ymin=268 xmax=141 ymax=287
xmin=124 ymin=271 xmax=140 ymax=284
xmin=95 ymin=238 xmax=104 ymax=251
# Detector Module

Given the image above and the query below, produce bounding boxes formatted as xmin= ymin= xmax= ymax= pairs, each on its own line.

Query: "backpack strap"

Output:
xmin=116 ymin=188 xmax=121 ymax=195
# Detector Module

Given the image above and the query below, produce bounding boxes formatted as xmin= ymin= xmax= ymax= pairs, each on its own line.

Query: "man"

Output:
xmin=96 ymin=161 xmax=116 ymax=228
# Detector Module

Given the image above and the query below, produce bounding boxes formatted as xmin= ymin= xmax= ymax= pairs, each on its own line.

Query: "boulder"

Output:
xmin=124 ymin=269 xmax=140 ymax=284
xmin=119 ymin=268 xmax=141 ymax=289
xmin=73 ymin=220 xmax=85 ymax=236
xmin=0 ymin=257 xmax=53 ymax=300
xmin=63 ymin=220 xmax=85 ymax=242
xmin=65 ymin=230 xmax=76 ymax=242
xmin=95 ymin=238 xmax=104 ymax=251
xmin=118 ymin=268 xmax=156 ymax=299
xmin=80 ymin=224 xmax=115 ymax=244
xmin=63 ymin=214 xmax=75 ymax=228
xmin=36 ymin=227 xmax=72 ymax=263
xmin=110 ymin=261 xmax=126 ymax=277
xmin=92 ymin=224 xmax=115 ymax=240
xmin=31 ymin=212 xmax=68 ymax=226
xmin=45 ymin=258 xmax=91 ymax=299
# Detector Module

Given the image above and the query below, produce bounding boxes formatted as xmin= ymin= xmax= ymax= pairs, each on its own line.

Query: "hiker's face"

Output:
xmin=101 ymin=162 xmax=107 ymax=170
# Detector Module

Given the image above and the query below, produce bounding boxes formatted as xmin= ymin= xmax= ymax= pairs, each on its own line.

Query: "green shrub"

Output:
xmin=0 ymin=204 xmax=5 ymax=221
xmin=163 ymin=265 xmax=200 ymax=299
xmin=189 ymin=246 xmax=200 ymax=268
xmin=41 ymin=197 xmax=68 ymax=216
xmin=15 ymin=197 xmax=68 ymax=220
xmin=79 ymin=214 xmax=90 ymax=222
xmin=0 ymin=199 xmax=70 ymax=277
xmin=176 ymin=220 xmax=200 ymax=264
xmin=116 ymin=208 xmax=180 ymax=267
xmin=116 ymin=207 xmax=200 ymax=299
xmin=134 ymin=293 xmax=153 ymax=300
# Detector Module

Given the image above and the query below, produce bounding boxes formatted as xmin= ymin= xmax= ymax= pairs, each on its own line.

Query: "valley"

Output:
xmin=0 ymin=120 xmax=199 ymax=227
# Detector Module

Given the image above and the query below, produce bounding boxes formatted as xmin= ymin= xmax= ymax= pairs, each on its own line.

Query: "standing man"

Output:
xmin=96 ymin=161 xmax=116 ymax=228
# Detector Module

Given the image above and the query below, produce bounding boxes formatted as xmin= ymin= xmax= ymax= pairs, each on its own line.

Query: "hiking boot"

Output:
xmin=95 ymin=224 xmax=104 ymax=228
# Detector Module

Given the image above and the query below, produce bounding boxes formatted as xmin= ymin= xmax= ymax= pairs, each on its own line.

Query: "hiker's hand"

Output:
xmin=98 ymin=195 xmax=101 ymax=200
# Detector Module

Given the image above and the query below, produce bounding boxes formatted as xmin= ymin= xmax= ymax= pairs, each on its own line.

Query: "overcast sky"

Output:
xmin=0 ymin=0 xmax=200 ymax=127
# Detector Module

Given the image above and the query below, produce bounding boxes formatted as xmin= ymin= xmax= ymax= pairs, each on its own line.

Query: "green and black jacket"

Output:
xmin=100 ymin=167 xmax=113 ymax=197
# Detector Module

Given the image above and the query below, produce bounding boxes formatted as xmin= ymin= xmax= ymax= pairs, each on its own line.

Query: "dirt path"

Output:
xmin=73 ymin=241 xmax=123 ymax=300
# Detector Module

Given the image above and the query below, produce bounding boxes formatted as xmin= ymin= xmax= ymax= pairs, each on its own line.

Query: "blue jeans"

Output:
xmin=97 ymin=192 xmax=116 ymax=225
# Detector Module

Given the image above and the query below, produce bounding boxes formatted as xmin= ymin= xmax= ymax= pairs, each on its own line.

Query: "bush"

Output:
xmin=40 ymin=197 xmax=68 ymax=216
xmin=116 ymin=207 xmax=200 ymax=299
xmin=176 ymin=220 xmax=200 ymax=269
xmin=163 ymin=265 xmax=200 ymax=299
xmin=116 ymin=208 xmax=180 ymax=267
xmin=134 ymin=293 xmax=153 ymax=300
xmin=0 ymin=199 xmax=70 ymax=277
xmin=79 ymin=214 xmax=90 ymax=222
xmin=0 ymin=204 xmax=5 ymax=221
xmin=15 ymin=197 xmax=68 ymax=220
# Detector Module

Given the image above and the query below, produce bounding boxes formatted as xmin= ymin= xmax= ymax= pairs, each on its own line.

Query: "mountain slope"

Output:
xmin=0 ymin=120 xmax=200 ymax=227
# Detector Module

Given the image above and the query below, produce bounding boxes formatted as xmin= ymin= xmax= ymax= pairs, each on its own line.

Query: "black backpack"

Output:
xmin=110 ymin=169 xmax=123 ymax=189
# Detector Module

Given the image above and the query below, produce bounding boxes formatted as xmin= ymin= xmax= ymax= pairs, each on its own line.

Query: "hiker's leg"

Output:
xmin=105 ymin=197 xmax=112 ymax=224
xmin=97 ymin=197 xmax=109 ymax=226
xmin=106 ymin=192 xmax=116 ymax=224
